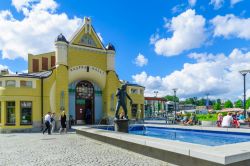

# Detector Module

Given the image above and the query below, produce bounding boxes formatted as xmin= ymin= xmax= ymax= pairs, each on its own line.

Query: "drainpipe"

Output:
xmin=41 ymin=78 xmax=44 ymax=130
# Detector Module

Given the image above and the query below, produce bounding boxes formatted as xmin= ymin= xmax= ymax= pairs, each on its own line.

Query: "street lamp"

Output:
xmin=172 ymin=88 xmax=178 ymax=121
xmin=154 ymin=91 xmax=158 ymax=97
xmin=239 ymin=70 xmax=250 ymax=118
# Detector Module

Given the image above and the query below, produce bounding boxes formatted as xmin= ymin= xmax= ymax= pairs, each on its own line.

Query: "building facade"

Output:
xmin=0 ymin=17 xmax=144 ymax=132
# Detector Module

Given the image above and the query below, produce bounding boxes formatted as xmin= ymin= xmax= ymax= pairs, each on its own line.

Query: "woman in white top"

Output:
xmin=221 ymin=112 xmax=233 ymax=128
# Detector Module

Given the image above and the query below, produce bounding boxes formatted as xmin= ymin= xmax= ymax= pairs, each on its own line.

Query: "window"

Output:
xmin=32 ymin=59 xmax=39 ymax=72
xmin=5 ymin=80 xmax=16 ymax=87
xmin=20 ymin=80 xmax=32 ymax=88
xmin=0 ymin=102 xmax=1 ymax=124
xmin=0 ymin=81 xmax=2 ymax=87
xmin=51 ymin=56 xmax=55 ymax=67
xmin=20 ymin=101 xmax=32 ymax=125
xmin=131 ymin=88 xmax=138 ymax=94
xmin=80 ymin=34 xmax=97 ymax=47
xmin=140 ymin=89 xmax=144 ymax=95
xmin=131 ymin=104 xmax=138 ymax=117
xmin=42 ymin=57 xmax=48 ymax=70
xmin=6 ymin=101 xmax=15 ymax=125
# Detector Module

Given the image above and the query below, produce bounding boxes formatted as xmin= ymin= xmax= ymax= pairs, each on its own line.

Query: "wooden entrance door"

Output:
xmin=75 ymin=81 xmax=94 ymax=124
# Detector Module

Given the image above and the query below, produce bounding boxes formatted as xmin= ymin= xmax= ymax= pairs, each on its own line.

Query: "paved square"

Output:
xmin=0 ymin=132 xmax=169 ymax=166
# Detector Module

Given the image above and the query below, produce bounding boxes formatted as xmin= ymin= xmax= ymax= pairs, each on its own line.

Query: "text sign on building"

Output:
xmin=69 ymin=65 xmax=107 ymax=89
xmin=69 ymin=65 xmax=105 ymax=76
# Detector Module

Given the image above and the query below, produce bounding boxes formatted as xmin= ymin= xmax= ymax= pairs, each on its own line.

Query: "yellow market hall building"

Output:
xmin=0 ymin=17 xmax=145 ymax=132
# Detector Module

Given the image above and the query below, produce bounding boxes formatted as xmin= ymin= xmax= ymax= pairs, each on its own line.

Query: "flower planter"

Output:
xmin=201 ymin=120 xmax=216 ymax=127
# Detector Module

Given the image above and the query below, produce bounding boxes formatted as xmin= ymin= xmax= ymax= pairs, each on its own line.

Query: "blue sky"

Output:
xmin=1 ymin=0 xmax=250 ymax=100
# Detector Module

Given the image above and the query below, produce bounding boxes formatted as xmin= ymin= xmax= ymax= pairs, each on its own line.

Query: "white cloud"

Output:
xmin=134 ymin=53 xmax=148 ymax=67
xmin=150 ymin=33 xmax=160 ymax=44
xmin=171 ymin=3 xmax=186 ymax=14
xmin=11 ymin=0 xmax=34 ymax=12
xmin=32 ymin=0 xmax=58 ymax=12
xmin=230 ymin=0 xmax=243 ymax=6
xmin=97 ymin=33 xmax=103 ymax=43
xmin=132 ymin=49 xmax=250 ymax=100
xmin=0 ymin=0 xmax=82 ymax=60
xmin=152 ymin=9 xmax=206 ymax=57
xmin=0 ymin=64 xmax=14 ymax=74
xmin=132 ymin=71 xmax=162 ymax=91
xmin=210 ymin=0 xmax=243 ymax=9
xmin=0 ymin=10 xmax=14 ymax=20
xmin=188 ymin=0 xmax=197 ymax=7
xmin=0 ymin=65 xmax=10 ymax=70
xmin=210 ymin=0 xmax=224 ymax=9
xmin=211 ymin=14 xmax=250 ymax=40
xmin=21 ymin=69 xmax=28 ymax=73
xmin=11 ymin=0 xmax=57 ymax=15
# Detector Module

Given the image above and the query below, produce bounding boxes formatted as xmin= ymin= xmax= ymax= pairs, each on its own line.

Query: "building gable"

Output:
xmin=70 ymin=17 xmax=104 ymax=49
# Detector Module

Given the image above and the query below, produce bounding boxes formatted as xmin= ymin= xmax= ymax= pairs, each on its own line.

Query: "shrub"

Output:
xmin=196 ymin=113 xmax=217 ymax=121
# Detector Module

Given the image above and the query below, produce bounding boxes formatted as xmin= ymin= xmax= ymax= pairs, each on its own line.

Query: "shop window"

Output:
xmin=20 ymin=101 xmax=32 ymax=125
xmin=131 ymin=88 xmax=138 ymax=94
xmin=5 ymin=80 xmax=16 ymax=87
xmin=32 ymin=59 xmax=39 ymax=72
xmin=20 ymin=80 xmax=32 ymax=88
xmin=42 ymin=57 xmax=48 ymax=70
xmin=6 ymin=101 xmax=15 ymax=125
xmin=51 ymin=56 xmax=55 ymax=67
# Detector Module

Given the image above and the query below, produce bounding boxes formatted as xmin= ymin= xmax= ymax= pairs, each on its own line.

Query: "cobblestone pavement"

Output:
xmin=0 ymin=132 xmax=169 ymax=166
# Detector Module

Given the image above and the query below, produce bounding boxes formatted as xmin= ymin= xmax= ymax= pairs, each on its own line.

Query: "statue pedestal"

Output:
xmin=114 ymin=119 xmax=129 ymax=133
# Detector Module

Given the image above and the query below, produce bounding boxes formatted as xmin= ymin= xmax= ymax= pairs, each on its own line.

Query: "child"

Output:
xmin=216 ymin=113 xmax=223 ymax=127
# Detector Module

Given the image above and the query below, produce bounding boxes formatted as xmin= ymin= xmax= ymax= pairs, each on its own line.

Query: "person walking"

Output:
xmin=51 ymin=112 xmax=56 ymax=134
xmin=59 ymin=111 xmax=67 ymax=134
xmin=43 ymin=112 xmax=51 ymax=135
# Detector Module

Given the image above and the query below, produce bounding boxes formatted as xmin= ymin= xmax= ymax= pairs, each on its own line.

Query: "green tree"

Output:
xmin=224 ymin=100 xmax=233 ymax=108
xmin=246 ymin=97 xmax=250 ymax=110
xmin=184 ymin=98 xmax=195 ymax=104
xmin=216 ymin=99 xmax=221 ymax=104
xmin=164 ymin=95 xmax=179 ymax=102
xmin=234 ymin=99 xmax=243 ymax=108
xmin=209 ymin=100 xmax=215 ymax=106
xmin=213 ymin=102 xmax=222 ymax=110
xmin=197 ymin=98 xmax=206 ymax=106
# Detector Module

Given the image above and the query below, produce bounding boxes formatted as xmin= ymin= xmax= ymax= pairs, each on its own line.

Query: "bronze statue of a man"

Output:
xmin=114 ymin=84 xmax=133 ymax=120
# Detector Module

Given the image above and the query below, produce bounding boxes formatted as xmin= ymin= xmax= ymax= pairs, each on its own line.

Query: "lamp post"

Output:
xmin=205 ymin=93 xmax=209 ymax=110
xmin=154 ymin=91 xmax=158 ymax=117
xmin=193 ymin=97 xmax=197 ymax=109
xmin=239 ymin=70 xmax=250 ymax=118
xmin=172 ymin=88 xmax=178 ymax=121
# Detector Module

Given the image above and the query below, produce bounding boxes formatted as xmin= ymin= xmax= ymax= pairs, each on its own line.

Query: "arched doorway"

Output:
xmin=75 ymin=81 xmax=94 ymax=124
